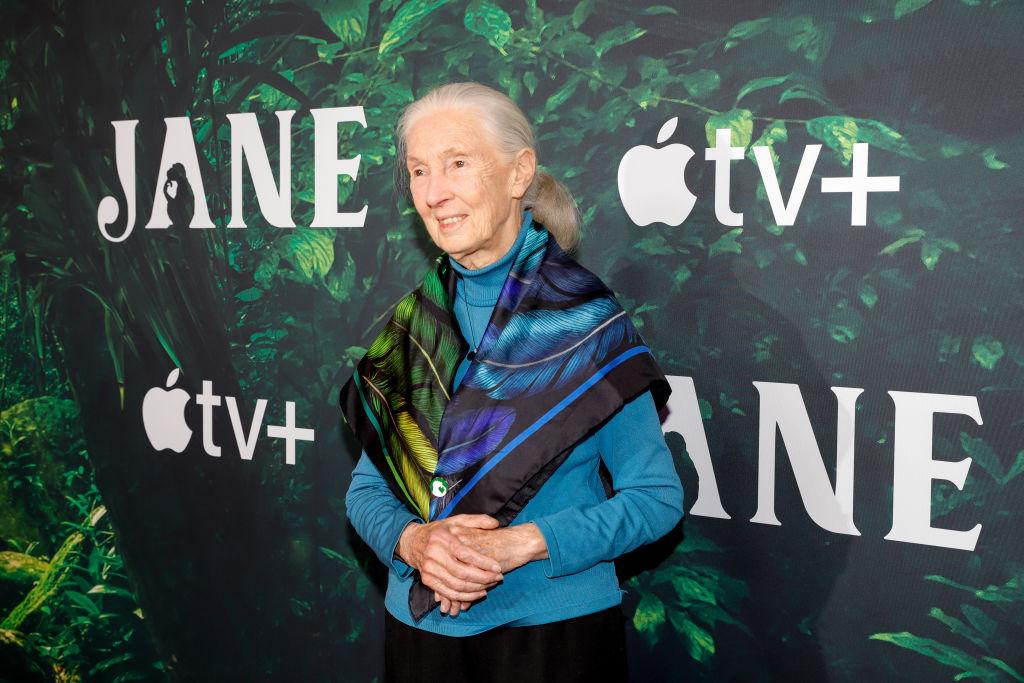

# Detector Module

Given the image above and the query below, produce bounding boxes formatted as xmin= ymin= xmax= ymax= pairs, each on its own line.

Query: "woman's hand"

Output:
xmin=433 ymin=522 xmax=549 ymax=616
xmin=450 ymin=521 xmax=548 ymax=574
xmin=397 ymin=514 xmax=505 ymax=617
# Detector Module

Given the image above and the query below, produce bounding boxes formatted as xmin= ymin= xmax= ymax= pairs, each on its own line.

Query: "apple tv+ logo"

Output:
xmin=617 ymin=117 xmax=899 ymax=228
xmin=142 ymin=368 xmax=313 ymax=465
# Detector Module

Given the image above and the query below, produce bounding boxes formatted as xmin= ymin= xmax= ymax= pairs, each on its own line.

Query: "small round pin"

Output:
xmin=430 ymin=476 xmax=448 ymax=497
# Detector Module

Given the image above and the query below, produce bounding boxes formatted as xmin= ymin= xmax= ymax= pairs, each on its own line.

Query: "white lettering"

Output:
xmin=144 ymin=117 xmax=215 ymax=230
xmin=662 ymin=376 xmax=731 ymax=519
xmin=311 ymin=106 xmax=369 ymax=228
xmin=96 ymin=120 xmax=140 ymax=242
xmin=704 ymin=128 xmax=745 ymax=227
xmin=225 ymin=395 xmax=268 ymax=461
xmin=752 ymin=143 xmax=820 ymax=226
xmin=885 ymin=390 xmax=983 ymax=551
xmin=750 ymin=382 xmax=862 ymax=535
xmin=267 ymin=401 xmax=315 ymax=465
xmin=227 ymin=111 xmax=296 ymax=228
xmin=820 ymin=142 xmax=900 ymax=226
xmin=194 ymin=380 xmax=222 ymax=457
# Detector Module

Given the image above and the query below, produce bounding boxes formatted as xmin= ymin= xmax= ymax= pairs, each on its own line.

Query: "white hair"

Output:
xmin=394 ymin=81 xmax=582 ymax=252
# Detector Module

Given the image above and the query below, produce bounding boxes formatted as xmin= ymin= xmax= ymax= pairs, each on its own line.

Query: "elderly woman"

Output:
xmin=340 ymin=81 xmax=684 ymax=683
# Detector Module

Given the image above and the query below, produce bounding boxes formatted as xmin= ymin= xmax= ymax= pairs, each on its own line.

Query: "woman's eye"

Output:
xmin=454 ymin=159 xmax=466 ymax=168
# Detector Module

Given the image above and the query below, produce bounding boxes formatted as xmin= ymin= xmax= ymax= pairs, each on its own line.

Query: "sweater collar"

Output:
xmin=449 ymin=209 xmax=532 ymax=305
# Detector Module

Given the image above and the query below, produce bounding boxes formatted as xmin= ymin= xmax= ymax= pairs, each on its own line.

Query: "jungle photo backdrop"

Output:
xmin=1 ymin=0 xmax=1022 ymax=680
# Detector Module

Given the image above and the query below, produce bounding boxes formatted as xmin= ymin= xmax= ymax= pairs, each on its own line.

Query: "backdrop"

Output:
xmin=1 ymin=0 xmax=1022 ymax=681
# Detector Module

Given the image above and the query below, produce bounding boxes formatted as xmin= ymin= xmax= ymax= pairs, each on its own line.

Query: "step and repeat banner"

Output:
xmin=1 ymin=0 xmax=1021 ymax=680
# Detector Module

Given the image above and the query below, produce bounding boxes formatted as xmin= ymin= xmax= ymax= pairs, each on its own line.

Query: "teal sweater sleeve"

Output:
xmin=532 ymin=388 xmax=684 ymax=578
xmin=345 ymin=453 xmax=423 ymax=579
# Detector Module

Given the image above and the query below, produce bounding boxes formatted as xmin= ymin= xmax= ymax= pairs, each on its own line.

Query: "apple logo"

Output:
xmin=142 ymin=367 xmax=193 ymax=453
xmin=617 ymin=117 xmax=698 ymax=226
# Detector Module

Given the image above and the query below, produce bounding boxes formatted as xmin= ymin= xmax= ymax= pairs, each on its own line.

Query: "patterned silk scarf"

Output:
xmin=339 ymin=216 xmax=671 ymax=621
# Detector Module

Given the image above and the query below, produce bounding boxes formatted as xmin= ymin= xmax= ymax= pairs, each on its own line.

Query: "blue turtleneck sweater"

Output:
xmin=448 ymin=207 xmax=533 ymax=361
xmin=345 ymin=209 xmax=685 ymax=636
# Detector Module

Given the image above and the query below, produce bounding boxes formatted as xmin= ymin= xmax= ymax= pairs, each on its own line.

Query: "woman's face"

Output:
xmin=405 ymin=106 xmax=534 ymax=269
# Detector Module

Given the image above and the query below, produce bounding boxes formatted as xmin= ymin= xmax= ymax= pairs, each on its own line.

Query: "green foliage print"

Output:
xmin=627 ymin=529 xmax=750 ymax=664
xmin=871 ymin=569 xmax=1024 ymax=682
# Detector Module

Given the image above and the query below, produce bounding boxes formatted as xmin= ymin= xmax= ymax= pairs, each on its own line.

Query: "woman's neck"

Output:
xmin=450 ymin=209 xmax=532 ymax=304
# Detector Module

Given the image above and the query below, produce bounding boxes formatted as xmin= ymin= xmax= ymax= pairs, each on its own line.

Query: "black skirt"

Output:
xmin=383 ymin=606 xmax=629 ymax=683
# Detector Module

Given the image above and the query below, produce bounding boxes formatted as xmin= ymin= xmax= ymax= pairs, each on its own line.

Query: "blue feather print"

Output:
xmin=486 ymin=296 xmax=619 ymax=361
xmin=435 ymin=406 xmax=516 ymax=475
xmin=533 ymin=261 xmax=608 ymax=302
xmin=467 ymin=300 xmax=637 ymax=400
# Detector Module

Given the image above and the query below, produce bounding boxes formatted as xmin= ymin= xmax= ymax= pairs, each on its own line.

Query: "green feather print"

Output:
xmin=356 ymin=263 xmax=465 ymax=519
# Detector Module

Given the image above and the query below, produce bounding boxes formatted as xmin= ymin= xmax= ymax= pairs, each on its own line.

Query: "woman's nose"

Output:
xmin=425 ymin=170 xmax=453 ymax=207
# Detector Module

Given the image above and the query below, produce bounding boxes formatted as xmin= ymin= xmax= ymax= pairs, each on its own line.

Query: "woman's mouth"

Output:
xmin=438 ymin=215 xmax=466 ymax=230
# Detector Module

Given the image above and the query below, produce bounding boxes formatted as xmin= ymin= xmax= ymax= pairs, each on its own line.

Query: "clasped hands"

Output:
xmin=396 ymin=514 xmax=547 ymax=617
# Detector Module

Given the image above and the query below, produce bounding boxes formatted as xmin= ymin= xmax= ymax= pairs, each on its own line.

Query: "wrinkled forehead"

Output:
xmin=405 ymin=109 xmax=495 ymax=165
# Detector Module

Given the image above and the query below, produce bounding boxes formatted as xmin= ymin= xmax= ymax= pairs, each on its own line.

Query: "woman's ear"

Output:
xmin=510 ymin=147 xmax=537 ymax=199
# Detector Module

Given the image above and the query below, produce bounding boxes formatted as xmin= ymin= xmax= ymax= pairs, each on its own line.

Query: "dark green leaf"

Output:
xmin=778 ymin=84 xmax=831 ymax=108
xmin=682 ymin=69 xmax=721 ymax=100
xmin=522 ymin=71 xmax=538 ymax=96
xmin=709 ymin=228 xmax=744 ymax=257
xmin=315 ymin=0 xmax=371 ymax=47
xmin=927 ymin=607 xmax=987 ymax=650
xmin=807 ymin=116 xmax=922 ymax=165
xmin=775 ymin=15 xmax=834 ymax=64
xmin=724 ymin=17 xmax=771 ymax=51
xmin=544 ymin=73 xmax=582 ymax=113
xmin=212 ymin=9 xmax=339 ymax=56
xmin=635 ymin=235 xmax=675 ymax=255
xmin=669 ymin=612 xmax=716 ymax=663
xmin=981 ymin=147 xmax=1009 ymax=170
xmin=1001 ymin=451 xmax=1024 ymax=485
xmin=632 ymin=593 xmax=666 ymax=647
xmin=594 ymin=23 xmax=646 ymax=57
xmin=705 ymin=108 xmax=753 ymax=148
xmin=214 ymin=62 xmax=314 ymax=109
xmin=870 ymin=632 xmax=978 ymax=671
xmin=960 ymin=604 xmax=997 ymax=641
xmin=971 ymin=335 xmax=1003 ymax=370
xmin=735 ymin=75 xmax=790 ymax=105
xmin=287 ymin=229 xmax=335 ymax=281
xmin=572 ymin=0 xmax=592 ymax=29
xmin=380 ymin=0 xmax=450 ymax=55
xmin=642 ymin=5 xmax=679 ymax=15
xmin=464 ymin=0 xmax=513 ymax=53
xmin=236 ymin=287 xmax=263 ymax=302
xmin=880 ymin=228 xmax=926 ymax=256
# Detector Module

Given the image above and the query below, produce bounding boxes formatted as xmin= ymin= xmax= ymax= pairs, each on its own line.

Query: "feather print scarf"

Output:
xmin=339 ymin=215 xmax=671 ymax=621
